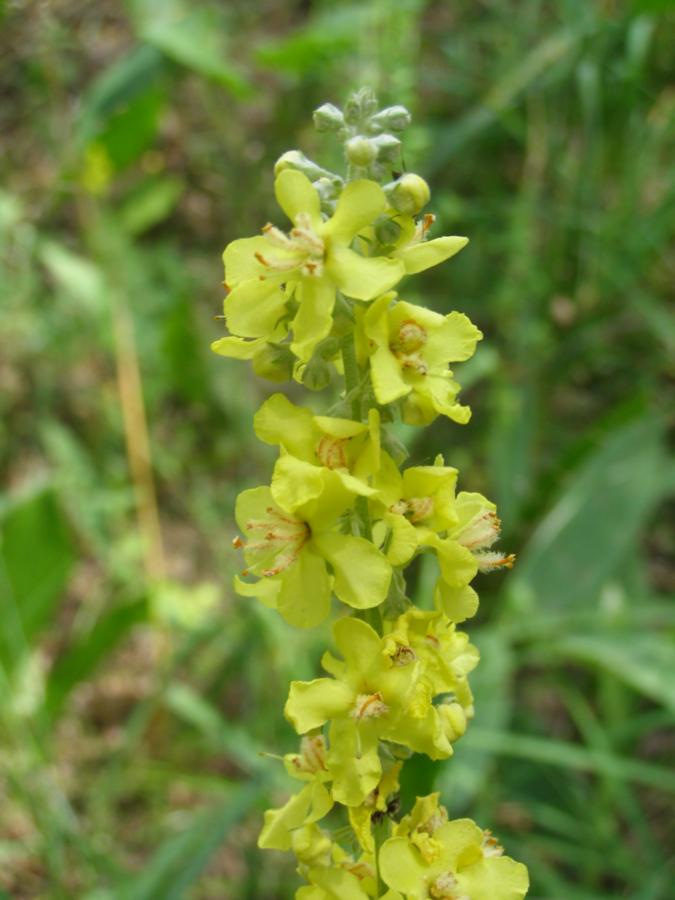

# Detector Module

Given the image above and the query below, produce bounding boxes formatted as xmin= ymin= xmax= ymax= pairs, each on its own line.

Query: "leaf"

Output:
xmin=127 ymin=0 xmax=252 ymax=96
xmin=429 ymin=26 xmax=589 ymax=168
xmin=0 ymin=488 xmax=75 ymax=668
xmin=462 ymin=728 xmax=675 ymax=793
xmin=119 ymin=787 xmax=263 ymax=900
xmin=79 ymin=44 xmax=167 ymax=139
xmin=96 ymin=85 xmax=165 ymax=171
xmin=507 ymin=413 xmax=667 ymax=614
xmin=46 ymin=599 xmax=149 ymax=719
xmin=487 ymin=379 xmax=537 ymax=527
xmin=39 ymin=241 xmax=107 ymax=313
xmin=256 ymin=7 xmax=365 ymax=74
xmin=546 ymin=630 xmax=675 ymax=713
xmin=436 ymin=628 xmax=515 ymax=811
xmin=163 ymin=683 xmax=270 ymax=775
xmin=119 ymin=175 xmax=184 ymax=236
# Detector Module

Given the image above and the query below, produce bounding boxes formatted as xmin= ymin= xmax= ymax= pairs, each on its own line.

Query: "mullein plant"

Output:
xmin=213 ymin=89 xmax=529 ymax=900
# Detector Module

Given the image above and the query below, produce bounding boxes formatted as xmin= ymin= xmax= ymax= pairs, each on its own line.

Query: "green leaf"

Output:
xmin=119 ymin=176 xmax=184 ymax=236
xmin=96 ymin=85 xmax=165 ymax=171
xmin=256 ymin=7 xmax=365 ymax=74
xmin=46 ymin=599 xmax=149 ymax=719
xmin=462 ymin=728 xmax=675 ymax=793
xmin=127 ymin=0 xmax=252 ymax=96
xmin=119 ymin=788 xmax=263 ymax=900
xmin=487 ymin=379 xmax=537 ymax=527
xmin=163 ymin=683 xmax=270 ymax=775
xmin=79 ymin=44 xmax=166 ymax=136
xmin=39 ymin=241 xmax=107 ymax=313
xmin=546 ymin=630 xmax=675 ymax=713
xmin=0 ymin=488 xmax=75 ymax=668
xmin=507 ymin=413 xmax=667 ymax=614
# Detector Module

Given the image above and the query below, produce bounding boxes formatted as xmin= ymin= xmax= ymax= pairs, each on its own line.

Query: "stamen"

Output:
xmin=315 ymin=435 xmax=348 ymax=469
xmin=391 ymin=644 xmax=416 ymax=667
xmin=481 ymin=829 xmax=504 ymax=858
xmin=352 ymin=692 xmax=389 ymax=720
xmin=458 ymin=510 xmax=501 ymax=550
xmin=254 ymin=213 xmax=325 ymax=279
xmin=341 ymin=860 xmax=375 ymax=881
xmin=391 ymin=321 xmax=429 ymax=375
xmin=242 ymin=507 xmax=310 ymax=576
xmin=406 ymin=496 xmax=434 ymax=523
xmin=397 ymin=319 xmax=427 ymax=353
xmin=429 ymin=872 xmax=468 ymax=900
xmin=474 ymin=551 xmax=516 ymax=572
xmin=290 ymin=735 xmax=328 ymax=773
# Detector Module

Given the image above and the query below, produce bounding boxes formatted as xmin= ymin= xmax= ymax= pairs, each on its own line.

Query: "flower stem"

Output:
xmin=340 ymin=329 xmax=362 ymax=422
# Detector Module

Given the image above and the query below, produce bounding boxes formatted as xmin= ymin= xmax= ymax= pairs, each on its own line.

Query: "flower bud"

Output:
xmin=374 ymin=217 xmax=402 ymax=246
xmin=343 ymin=87 xmax=378 ymax=127
xmin=301 ymin=355 xmax=332 ymax=391
xmin=439 ymin=702 xmax=467 ymax=742
xmin=371 ymin=133 xmax=402 ymax=162
xmin=313 ymin=103 xmax=344 ymax=132
xmin=274 ymin=150 xmax=332 ymax=181
xmin=252 ymin=344 xmax=294 ymax=382
xmin=345 ymin=135 xmax=377 ymax=168
xmin=313 ymin=176 xmax=341 ymax=215
xmin=388 ymin=173 xmax=431 ymax=215
xmin=370 ymin=105 xmax=412 ymax=133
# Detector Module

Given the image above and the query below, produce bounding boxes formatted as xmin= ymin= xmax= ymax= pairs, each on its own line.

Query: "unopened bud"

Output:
xmin=274 ymin=150 xmax=333 ymax=181
xmin=388 ymin=173 xmax=430 ymax=215
xmin=370 ymin=105 xmax=411 ymax=133
xmin=439 ymin=702 xmax=467 ymax=742
xmin=301 ymin=355 xmax=332 ymax=391
xmin=313 ymin=176 xmax=342 ymax=214
xmin=345 ymin=135 xmax=377 ymax=168
xmin=371 ymin=133 xmax=402 ymax=162
xmin=313 ymin=103 xmax=344 ymax=132
xmin=252 ymin=344 xmax=294 ymax=382
xmin=374 ymin=217 xmax=402 ymax=246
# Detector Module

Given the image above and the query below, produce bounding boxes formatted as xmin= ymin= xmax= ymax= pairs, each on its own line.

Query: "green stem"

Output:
xmin=341 ymin=326 xmax=382 ymax=635
xmin=373 ymin=815 xmax=389 ymax=896
xmin=340 ymin=329 xmax=362 ymax=421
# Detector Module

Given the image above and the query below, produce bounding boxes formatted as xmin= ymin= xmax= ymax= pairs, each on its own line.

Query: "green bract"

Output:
xmin=214 ymin=90 xmax=529 ymax=898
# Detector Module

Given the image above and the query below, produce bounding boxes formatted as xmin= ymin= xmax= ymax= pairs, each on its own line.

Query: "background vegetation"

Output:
xmin=1 ymin=0 xmax=674 ymax=897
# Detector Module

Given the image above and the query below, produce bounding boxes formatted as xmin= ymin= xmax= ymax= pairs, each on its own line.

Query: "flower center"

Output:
xmin=419 ymin=807 xmax=448 ymax=836
xmin=315 ymin=434 xmax=349 ymax=469
xmin=390 ymin=644 xmax=416 ymax=667
xmin=290 ymin=735 xmax=328 ymax=774
xmin=397 ymin=319 xmax=427 ymax=353
xmin=352 ymin=692 xmax=389 ymax=720
xmin=256 ymin=213 xmax=325 ymax=278
xmin=429 ymin=872 xmax=468 ymax=900
xmin=243 ymin=506 xmax=310 ymax=576
xmin=342 ymin=860 xmax=376 ymax=881
xmin=391 ymin=319 xmax=429 ymax=374
xmin=391 ymin=495 xmax=434 ymax=524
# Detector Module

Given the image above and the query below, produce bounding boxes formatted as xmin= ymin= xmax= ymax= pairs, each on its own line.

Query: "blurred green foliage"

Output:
xmin=0 ymin=0 xmax=674 ymax=897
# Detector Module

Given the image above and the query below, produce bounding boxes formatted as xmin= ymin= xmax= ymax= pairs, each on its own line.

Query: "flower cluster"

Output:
xmin=214 ymin=89 xmax=528 ymax=898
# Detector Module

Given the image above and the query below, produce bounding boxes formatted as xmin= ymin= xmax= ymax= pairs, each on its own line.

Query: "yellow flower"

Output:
xmin=359 ymin=294 xmax=482 ymax=425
